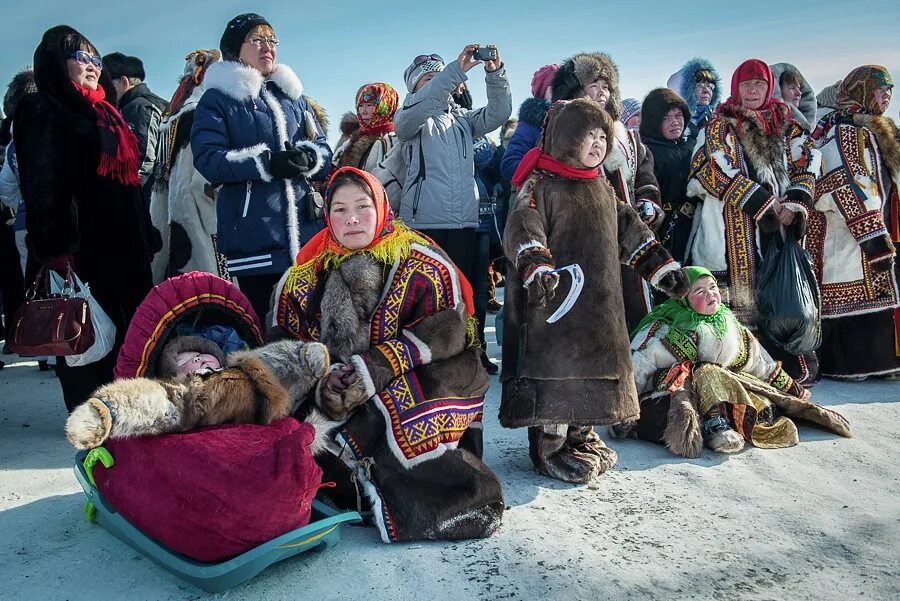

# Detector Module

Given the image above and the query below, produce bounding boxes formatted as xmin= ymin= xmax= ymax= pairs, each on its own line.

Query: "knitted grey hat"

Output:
xmin=404 ymin=55 xmax=445 ymax=93
xmin=620 ymin=98 xmax=642 ymax=124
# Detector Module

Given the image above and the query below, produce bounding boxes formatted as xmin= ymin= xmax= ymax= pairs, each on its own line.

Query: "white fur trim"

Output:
xmin=649 ymin=260 xmax=680 ymax=288
xmin=225 ymin=143 xmax=272 ymax=183
xmin=259 ymin=87 xmax=300 ymax=258
xmin=349 ymin=355 xmax=377 ymax=400
xmin=295 ymin=140 xmax=327 ymax=178
xmin=782 ymin=201 xmax=809 ymax=219
xmin=304 ymin=409 xmax=341 ymax=456
xmin=515 ymin=240 xmax=547 ymax=256
xmin=267 ymin=64 xmax=304 ymax=100
xmin=203 ymin=61 xmax=265 ymax=100
xmin=524 ymin=264 xmax=553 ymax=287
xmin=401 ymin=329 xmax=432 ymax=365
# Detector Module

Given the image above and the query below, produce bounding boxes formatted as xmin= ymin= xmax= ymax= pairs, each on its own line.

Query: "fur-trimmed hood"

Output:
xmin=158 ymin=335 xmax=226 ymax=378
xmin=518 ymin=96 xmax=551 ymax=128
xmin=1 ymin=68 xmax=37 ymax=144
xmin=667 ymin=57 xmax=722 ymax=114
xmin=305 ymin=96 xmax=329 ymax=136
xmin=542 ymin=98 xmax=613 ymax=168
xmin=770 ymin=62 xmax=817 ymax=132
xmin=203 ymin=60 xmax=303 ymax=101
xmin=551 ymin=52 xmax=622 ymax=120
xmin=639 ymin=87 xmax=690 ymax=141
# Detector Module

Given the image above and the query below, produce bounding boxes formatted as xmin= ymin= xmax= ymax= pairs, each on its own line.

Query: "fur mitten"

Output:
xmin=250 ymin=339 xmax=330 ymax=405
xmin=315 ymin=363 xmax=372 ymax=420
xmin=662 ymin=388 xmax=703 ymax=458
xmin=657 ymin=268 xmax=689 ymax=299
xmin=757 ymin=207 xmax=782 ymax=233
xmin=526 ymin=268 xmax=559 ymax=307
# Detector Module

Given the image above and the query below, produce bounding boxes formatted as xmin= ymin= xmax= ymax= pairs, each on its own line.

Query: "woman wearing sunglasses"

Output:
xmin=13 ymin=25 xmax=156 ymax=411
xmin=191 ymin=13 xmax=332 ymax=321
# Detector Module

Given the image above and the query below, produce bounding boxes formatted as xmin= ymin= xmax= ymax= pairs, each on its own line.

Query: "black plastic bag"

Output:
xmin=754 ymin=235 xmax=822 ymax=355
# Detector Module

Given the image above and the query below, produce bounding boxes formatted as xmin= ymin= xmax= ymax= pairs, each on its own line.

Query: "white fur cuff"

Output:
xmin=304 ymin=409 xmax=341 ymax=456
xmin=782 ymin=201 xmax=808 ymax=218
xmin=295 ymin=140 xmax=327 ymax=178
xmin=349 ymin=355 xmax=377 ymax=400
xmin=649 ymin=260 xmax=680 ymax=288
xmin=225 ymin=143 xmax=273 ymax=182
xmin=524 ymin=264 xmax=553 ymax=287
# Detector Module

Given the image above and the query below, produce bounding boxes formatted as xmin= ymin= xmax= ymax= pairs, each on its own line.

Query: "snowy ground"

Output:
xmin=1 ymin=310 xmax=898 ymax=600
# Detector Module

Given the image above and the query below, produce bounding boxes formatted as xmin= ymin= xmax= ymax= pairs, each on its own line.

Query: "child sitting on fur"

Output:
xmin=500 ymin=98 xmax=689 ymax=484
xmin=627 ymin=267 xmax=851 ymax=456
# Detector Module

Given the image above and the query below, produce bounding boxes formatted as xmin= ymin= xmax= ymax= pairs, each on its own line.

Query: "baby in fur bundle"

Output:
xmin=65 ymin=336 xmax=331 ymax=450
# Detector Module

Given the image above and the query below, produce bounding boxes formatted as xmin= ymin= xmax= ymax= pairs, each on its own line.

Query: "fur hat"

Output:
xmin=621 ymin=98 xmax=642 ymax=124
xmin=531 ymin=64 xmax=559 ymax=98
xmin=220 ymin=13 xmax=271 ymax=62
xmin=1 ymin=68 xmax=37 ymax=145
xmin=667 ymin=57 xmax=722 ymax=113
xmin=158 ymin=335 xmax=226 ymax=378
xmin=551 ymin=52 xmax=621 ymax=120
xmin=404 ymin=55 xmax=445 ymax=93
xmin=542 ymin=98 xmax=613 ymax=168
xmin=639 ymin=87 xmax=690 ymax=140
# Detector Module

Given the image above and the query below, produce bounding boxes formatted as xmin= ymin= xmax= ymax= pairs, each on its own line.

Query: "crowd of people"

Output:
xmin=0 ymin=12 xmax=895 ymax=542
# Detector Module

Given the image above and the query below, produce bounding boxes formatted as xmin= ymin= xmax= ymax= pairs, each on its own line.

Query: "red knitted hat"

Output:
xmin=531 ymin=64 xmax=559 ymax=98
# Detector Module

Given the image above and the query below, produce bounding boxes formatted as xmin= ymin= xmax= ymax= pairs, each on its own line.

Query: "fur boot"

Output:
xmin=662 ymin=387 xmax=704 ymax=458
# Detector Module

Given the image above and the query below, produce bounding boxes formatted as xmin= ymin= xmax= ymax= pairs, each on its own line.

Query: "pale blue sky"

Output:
xmin=2 ymin=0 xmax=898 ymax=143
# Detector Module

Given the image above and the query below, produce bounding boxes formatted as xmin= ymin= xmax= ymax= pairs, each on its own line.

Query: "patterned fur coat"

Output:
xmin=273 ymin=240 xmax=502 ymax=543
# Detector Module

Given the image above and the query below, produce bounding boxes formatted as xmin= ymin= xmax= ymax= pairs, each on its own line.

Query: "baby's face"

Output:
xmin=176 ymin=351 xmax=221 ymax=375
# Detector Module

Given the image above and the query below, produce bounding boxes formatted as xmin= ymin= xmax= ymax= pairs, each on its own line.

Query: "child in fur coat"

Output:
xmin=627 ymin=267 xmax=851 ymax=457
xmin=500 ymin=98 xmax=689 ymax=484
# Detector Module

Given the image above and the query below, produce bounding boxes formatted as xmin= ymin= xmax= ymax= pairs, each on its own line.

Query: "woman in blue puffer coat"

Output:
xmin=191 ymin=13 xmax=332 ymax=320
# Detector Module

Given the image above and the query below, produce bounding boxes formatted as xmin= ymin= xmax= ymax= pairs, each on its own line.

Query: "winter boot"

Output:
xmin=566 ymin=426 xmax=618 ymax=474
xmin=528 ymin=425 xmax=602 ymax=483
xmin=701 ymin=413 xmax=744 ymax=453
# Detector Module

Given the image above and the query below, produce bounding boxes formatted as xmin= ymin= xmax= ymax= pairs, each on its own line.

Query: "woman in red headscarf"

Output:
xmin=333 ymin=82 xmax=399 ymax=171
xmin=808 ymin=65 xmax=899 ymax=381
xmin=271 ymin=166 xmax=503 ymax=543
xmin=685 ymin=58 xmax=822 ymax=384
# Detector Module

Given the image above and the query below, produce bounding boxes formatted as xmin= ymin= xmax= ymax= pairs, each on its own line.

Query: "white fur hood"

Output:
xmin=203 ymin=60 xmax=304 ymax=101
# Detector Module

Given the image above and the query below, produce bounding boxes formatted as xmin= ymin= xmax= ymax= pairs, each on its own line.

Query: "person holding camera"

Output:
xmin=392 ymin=44 xmax=512 ymax=303
xmin=191 ymin=13 xmax=332 ymax=320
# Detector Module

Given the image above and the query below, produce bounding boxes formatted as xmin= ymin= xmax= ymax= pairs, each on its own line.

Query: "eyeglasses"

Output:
xmin=413 ymin=54 xmax=443 ymax=66
xmin=69 ymin=50 xmax=102 ymax=70
xmin=245 ymin=36 xmax=279 ymax=48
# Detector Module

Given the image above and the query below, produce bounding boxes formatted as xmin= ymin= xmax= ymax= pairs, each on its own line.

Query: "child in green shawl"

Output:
xmin=626 ymin=267 xmax=851 ymax=456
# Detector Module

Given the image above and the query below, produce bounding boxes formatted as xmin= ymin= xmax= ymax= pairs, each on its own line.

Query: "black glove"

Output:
xmin=269 ymin=142 xmax=311 ymax=179
xmin=860 ymin=234 xmax=896 ymax=273
xmin=658 ymin=268 xmax=690 ymax=299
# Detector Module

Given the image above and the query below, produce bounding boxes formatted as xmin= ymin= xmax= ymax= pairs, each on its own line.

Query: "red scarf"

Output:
xmin=511 ymin=147 xmax=600 ymax=189
xmin=71 ymin=82 xmax=141 ymax=186
xmin=718 ymin=59 xmax=788 ymax=137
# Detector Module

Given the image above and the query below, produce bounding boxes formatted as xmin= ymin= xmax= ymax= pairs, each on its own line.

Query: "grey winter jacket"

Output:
xmin=392 ymin=61 xmax=511 ymax=229
xmin=118 ymin=82 xmax=167 ymax=186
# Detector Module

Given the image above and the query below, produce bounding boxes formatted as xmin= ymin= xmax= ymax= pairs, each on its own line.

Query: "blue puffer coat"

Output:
xmin=192 ymin=61 xmax=332 ymax=277
xmin=499 ymin=97 xmax=549 ymax=182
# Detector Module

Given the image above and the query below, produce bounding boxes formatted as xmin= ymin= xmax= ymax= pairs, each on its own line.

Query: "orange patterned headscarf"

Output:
xmin=356 ymin=82 xmax=399 ymax=135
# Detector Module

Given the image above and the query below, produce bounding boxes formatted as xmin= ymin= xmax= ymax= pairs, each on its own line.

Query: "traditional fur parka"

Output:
xmin=501 ymin=99 xmax=686 ymax=430
xmin=807 ymin=67 xmax=900 ymax=378
xmin=686 ymin=102 xmax=821 ymax=324
xmin=150 ymin=50 xmax=224 ymax=283
xmin=274 ymin=230 xmax=503 ymax=543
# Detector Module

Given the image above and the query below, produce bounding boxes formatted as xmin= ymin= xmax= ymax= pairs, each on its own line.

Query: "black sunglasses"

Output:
xmin=413 ymin=54 xmax=443 ymax=66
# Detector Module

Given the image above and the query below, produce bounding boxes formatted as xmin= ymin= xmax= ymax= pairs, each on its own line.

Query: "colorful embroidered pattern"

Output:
xmin=275 ymin=261 xmax=321 ymax=341
xmin=664 ymin=328 xmax=699 ymax=363
xmin=375 ymin=372 xmax=484 ymax=462
xmin=728 ymin=326 xmax=753 ymax=372
xmin=847 ymin=210 xmax=888 ymax=242
xmin=371 ymin=338 xmax=421 ymax=379
xmin=723 ymin=204 xmax=758 ymax=322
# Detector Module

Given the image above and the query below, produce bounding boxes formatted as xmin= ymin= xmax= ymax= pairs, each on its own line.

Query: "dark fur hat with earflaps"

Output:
xmin=551 ymin=52 xmax=622 ymax=120
xmin=158 ymin=335 xmax=226 ymax=378
xmin=639 ymin=87 xmax=691 ymax=141
xmin=540 ymin=98 xmax=614 ymax=168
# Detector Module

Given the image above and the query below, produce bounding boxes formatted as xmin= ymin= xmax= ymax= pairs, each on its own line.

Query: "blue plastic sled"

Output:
xmin=74 ymin=449 xmax=362 ymax=593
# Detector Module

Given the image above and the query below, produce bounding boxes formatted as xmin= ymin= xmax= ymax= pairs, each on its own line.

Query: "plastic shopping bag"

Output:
xmin=50 ymin=271 xmax=117 ymax=366
xmin=754 ymin=236 xmax=822 ymax=356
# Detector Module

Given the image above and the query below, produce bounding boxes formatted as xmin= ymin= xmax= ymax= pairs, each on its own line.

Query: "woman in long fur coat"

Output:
xmin=272 ymin=166 xmax=503 ymax=543
xmin=807 ymin=65 xmax=900 ymax=380
xmin=686 ymin=59 xmax=821 ymax=384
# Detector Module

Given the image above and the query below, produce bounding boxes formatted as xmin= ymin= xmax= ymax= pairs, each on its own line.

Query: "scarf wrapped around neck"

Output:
xmin=296 ymin=167 xmax=475 ymax=316
xmin=717 ymin=59 xmax=788 ymax=137
xmin=811 ymin=65 xmax=894 ymax=141
xmin=356 ymin=82 xmax=398 ymax=136
xmin=71 ymin=81 xmax=141 ymax=186
xmin=633 ymin=266 xmax=736 ymax=340
xmin=511 ymin=147 xmax=599 ymax=189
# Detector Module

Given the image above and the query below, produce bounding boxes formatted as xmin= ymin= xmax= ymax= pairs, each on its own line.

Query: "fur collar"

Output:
xmin=203 ymin=60 xmax=304 ymax=101
xmin=853 ymin=113 xmax=900 ymax=182
xmin=318 ymin=254 xmax=386 ymax=362
xmin=336 ymin=133 xmax=382 ymax=170
xmin=603 ymin=121 xmax=633 ymax=179
xmin=518 ymin=97 xmax=551 ymax=128
xmin=717 ymin=105 xmax=792 ymax=192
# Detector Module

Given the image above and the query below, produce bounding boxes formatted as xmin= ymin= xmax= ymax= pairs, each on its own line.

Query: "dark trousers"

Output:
xmin=0 ymin=220 xmax=24 ymax=340
xmin=419 ymin=227 xmax=480 ymax=336
xmin=56 ymin=350 xmax=118 ymax=412
xmin=238 ymin=272 xmax=282 ymax=326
